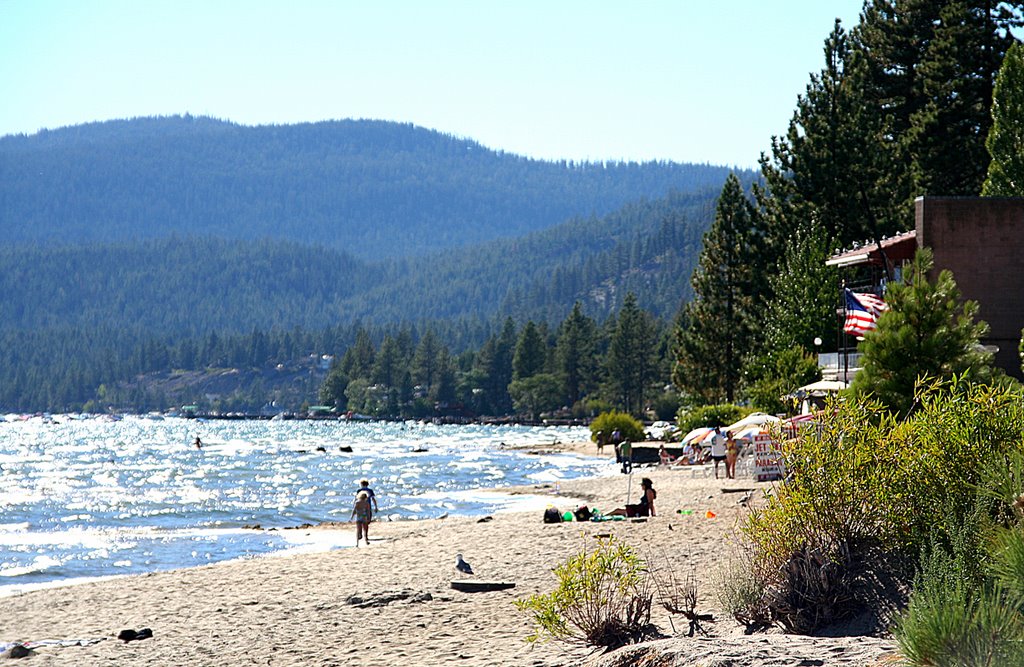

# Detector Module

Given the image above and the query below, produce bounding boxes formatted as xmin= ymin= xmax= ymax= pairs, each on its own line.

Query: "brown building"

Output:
xmin=916 ymin=196 xmax=1024 ymax=380
xmin=824 ymin=197 xmax=1024 ymax=381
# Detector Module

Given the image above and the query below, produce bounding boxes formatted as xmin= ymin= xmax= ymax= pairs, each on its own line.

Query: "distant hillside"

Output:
xmin=0 ymin=115 xmax=745 ymax=259
xmin=0 ymin=189 xmax=715 ymax=339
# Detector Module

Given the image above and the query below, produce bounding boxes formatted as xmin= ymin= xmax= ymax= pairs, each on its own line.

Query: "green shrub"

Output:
xmin=515 ymin=537 xmax=656 ymax=649
xmin=713 ymin=549 xmax=769 ymax=629
xmin=740 ymin=377 xmax=1024 ymax=635
xmin=676 ymin=403 xmax=751 ymax=434
xmin=894 ymin=451 xmax=1024 ymax=666
xmin=589 ymin=411 xmax=645 ymax=443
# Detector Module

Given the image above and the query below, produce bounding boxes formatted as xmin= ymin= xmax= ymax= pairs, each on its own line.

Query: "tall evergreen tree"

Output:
xmin=412 ymin=329 xmax=442 ymax=390
xmin=674 ymin=175 xmax=759 ymax=404
xmin=983 ymin=40 xmax=1024 ymax=196
xmin=606 ymin=293 xmax=658 ymax=416
xmin=341 ymin=328 xmax=375 ymax=379
xmin=854 ymin=0 xmax=1021 ymax=208
xmin=512 ymin=320 xmax=547 ymax=380
xmin=851 ymin=248 xmax=998 ymax=415
xmin=555 ymin=302 xmax=597 ymax=407
xmin=743 ymin=221 xmax=835 ymax=411
xmin=907 ymin=2 xmax=1021 ymax=197
xmin=761 ymin=21 xmax=883 ymax=248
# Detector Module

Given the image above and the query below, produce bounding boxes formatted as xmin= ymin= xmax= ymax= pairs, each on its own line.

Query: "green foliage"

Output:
xmin=741 ymin=379 xmax=1024 ymax=634
xmin=851 ymin=248 xmax=997 ymax=416
xmin=515 ymin=537 xmax=654 ymax=649
xmin=905 ymin=2 xmax=1015 ymax=198
xmin=589 ymin=411 xmax=645 ymax=444
xmin=512 ymin=321 xmax=547 ymax=381
xmin=758 ymin=19 xmax=898 ymax=249
xmin=896 ymin=580 xmax=1024 ymax=667
xmin=508 ymin=373 xmax=562 ymax=421
xmin=763 ymin=222 xmax=837 ymax=353
xmin=983 ymin=41 xmax=1024 ymax=196
xmin=894 ymin=463 xmax=1024 ymax=667
xmin=650 ymin=392 xmax=682 ymax=422
xmin=674 ymin=175 xmax=762 ymax=405
xmin=675 ymin=404 xmax=750 ymax=434
xmin=555 ymin=302 xmax=598 ymax=407
xmin=744 ymin=346 xmax=821 ymax=416
xmin=604 ymin=293 xmax=659 ymax=416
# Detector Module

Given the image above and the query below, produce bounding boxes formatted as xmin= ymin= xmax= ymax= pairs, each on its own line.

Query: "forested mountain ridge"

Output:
xmin=0 ymin=115 xmax=743 ymax=259
xmin=0 ymin=186 xmax=723 ymax=412
xmin=0 ymin=189 xmax=718 ymax=338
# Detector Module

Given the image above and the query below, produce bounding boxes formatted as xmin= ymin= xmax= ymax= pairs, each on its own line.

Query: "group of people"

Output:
xmin=659 ymin=426 xmax=742 ymax=479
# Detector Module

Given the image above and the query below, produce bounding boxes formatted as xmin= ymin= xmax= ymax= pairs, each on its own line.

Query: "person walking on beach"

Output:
xmin=351 ymin=491 xmax=372 ymax=546
xmin=608 ymin=477 xmax=656 ymax=517
xmin=617 ymin=440 xmax=633 ymax=474
xmin=355 ymin=479 xmax=379 ymax=512
xmin=710 ymin=427 xmax=727 ymax=479
xmin=725 ymin=431 xmax=740 ymax=479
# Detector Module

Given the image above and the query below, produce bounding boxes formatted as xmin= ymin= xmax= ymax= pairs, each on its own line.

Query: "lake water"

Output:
xmin=0 ymin=416 xmax=607 ymax=597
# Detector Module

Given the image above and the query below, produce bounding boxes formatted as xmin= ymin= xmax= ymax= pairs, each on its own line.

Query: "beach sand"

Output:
xmin=0 ymin=442 xmax=899 ymax=666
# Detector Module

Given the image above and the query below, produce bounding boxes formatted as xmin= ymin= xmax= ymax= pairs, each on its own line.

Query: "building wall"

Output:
xmin=916 ymin=196 xmax=1024 ymax=380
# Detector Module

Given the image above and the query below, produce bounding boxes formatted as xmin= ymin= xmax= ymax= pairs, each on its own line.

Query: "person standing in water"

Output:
xmin=193 ymin=436 xmax=202 ymax=449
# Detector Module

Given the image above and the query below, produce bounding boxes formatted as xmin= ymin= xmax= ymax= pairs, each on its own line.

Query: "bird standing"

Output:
xmin=455 ymin=553 xmax=474 ymax=575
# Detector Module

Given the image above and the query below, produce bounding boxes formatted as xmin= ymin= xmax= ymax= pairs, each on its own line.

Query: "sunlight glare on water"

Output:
xmin=0 ymin=415 xmax=605 ymax=595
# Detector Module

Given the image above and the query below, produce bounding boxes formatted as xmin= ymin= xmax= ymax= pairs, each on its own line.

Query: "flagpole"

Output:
xmin=841 ymin=280 xmax=848 ymax=384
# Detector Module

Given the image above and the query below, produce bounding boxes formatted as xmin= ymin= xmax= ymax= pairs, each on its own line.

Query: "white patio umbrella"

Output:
xmin=731 ymin=425 xmax=766 ymax=441
xmin=725 ymin=412 xmax=781 ymax=433
xmin=681 ymin=427 xmax=715 ymax=445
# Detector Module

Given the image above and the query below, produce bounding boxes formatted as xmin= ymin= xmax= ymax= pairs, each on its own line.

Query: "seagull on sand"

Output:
xmin=455 ymin=553 xmax=474 ymax=575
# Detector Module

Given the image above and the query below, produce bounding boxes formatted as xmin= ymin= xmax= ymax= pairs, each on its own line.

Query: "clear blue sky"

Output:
xmin=0 ymin=0 xmax=865 ymax=168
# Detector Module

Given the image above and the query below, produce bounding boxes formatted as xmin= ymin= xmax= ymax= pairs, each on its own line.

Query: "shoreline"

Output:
xmin=0 ymin=439 xmax=611 ymax=600
xmin=0 ymin=444 xmax=900 ymax=665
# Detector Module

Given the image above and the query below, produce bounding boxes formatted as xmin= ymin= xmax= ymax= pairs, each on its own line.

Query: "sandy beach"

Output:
xmin=0 ymin=442 xmax=899 ymax=666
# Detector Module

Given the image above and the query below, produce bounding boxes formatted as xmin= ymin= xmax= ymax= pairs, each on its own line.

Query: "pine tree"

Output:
xmin=555 ymin=302 xmax=597 ymax=407
xmin=673 ymin=175 xmax=758 ymax=404
xmin=605 ymin=292 xmax=658 ymax=416
xmin=743 ymin=221 xmax=836 ymax=411
xmin=759 ymin=20 xmax=893 ymax=249
xmin=907 ymin=2 xmax=1021 ymax=197
xmin=983 ymin=41 xmax=1024 ymax=196
xmin=512 ymin=320 xmax=546 ymax=380
xmin=851 ymin=248 xmax=997 ymax=415
xmin=412 ymin=329 xmax=442 ymax=390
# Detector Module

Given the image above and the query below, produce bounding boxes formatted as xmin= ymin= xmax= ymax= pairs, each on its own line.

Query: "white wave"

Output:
xmin=0 ymin=554 xmax=62 ymax=577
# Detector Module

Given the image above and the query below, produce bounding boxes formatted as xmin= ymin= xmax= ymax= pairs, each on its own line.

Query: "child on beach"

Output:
xmin=351 ymin=491 xmax=372 ymax=546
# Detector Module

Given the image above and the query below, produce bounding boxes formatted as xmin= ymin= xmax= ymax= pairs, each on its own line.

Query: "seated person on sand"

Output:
xmin=658 ymin=445 xmax=675 ymax=466
xmin=606 ymin=477 xmax=656 ymax=517
xmin=673 ymin=443 xmax=706 ymax=466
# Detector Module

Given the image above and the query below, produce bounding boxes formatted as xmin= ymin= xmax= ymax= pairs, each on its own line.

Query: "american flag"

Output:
xmin=844 ymin=288 xmax=888 ymax=337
